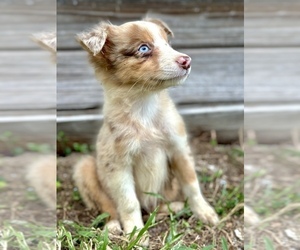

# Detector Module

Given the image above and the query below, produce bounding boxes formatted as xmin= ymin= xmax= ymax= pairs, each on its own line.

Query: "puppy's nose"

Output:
xmin=176 ymin=56 xmax=191 ymax=70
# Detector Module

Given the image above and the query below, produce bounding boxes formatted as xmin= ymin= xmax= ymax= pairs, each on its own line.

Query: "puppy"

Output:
xmin=74 ymin=19 xmax=219 ymax=239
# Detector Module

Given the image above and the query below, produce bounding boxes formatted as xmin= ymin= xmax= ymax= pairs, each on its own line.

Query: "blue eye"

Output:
xmin=138 ymin=45 xmax=150 ymax=53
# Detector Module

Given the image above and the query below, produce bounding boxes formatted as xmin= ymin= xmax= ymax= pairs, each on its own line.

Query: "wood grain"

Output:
xmin=0 ymin=51 xmax=56 ymax=110
xmin=57 ymin=12 xmax=243 ymax=49
xmin=245 ymin=48 xmax=300 ymax=103
xmin=57 ymin=0 xmax=243 ymax=14
xmin=0 ymin=1 xmax=55 ymax=50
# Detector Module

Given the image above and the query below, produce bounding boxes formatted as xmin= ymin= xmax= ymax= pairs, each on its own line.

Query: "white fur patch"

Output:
xmin=132 ymin=94 xmax=159 ymax=127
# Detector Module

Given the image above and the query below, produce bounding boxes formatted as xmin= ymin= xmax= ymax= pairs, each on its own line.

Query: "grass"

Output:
xmin=56 ymin=208 xmax=233 ymax=250
xmin=244 ymin=145 xmax=300 ymax=249
xmin=0 ymin=221 xmax=56 ymax=250
xmin=56 ymin=183 xmax=244 ymax=249
xmin=0 ymin=131 xmax=54 ymax=156
xmin=57 ymin=131 xmax=94 ymax=156
xmin=1 ymin=136 xmax=244 ymax=249
xmin=57 ymin=210 xmax=157 ymax=250
xmin=55 ymin=143 xmax=244 ymax=249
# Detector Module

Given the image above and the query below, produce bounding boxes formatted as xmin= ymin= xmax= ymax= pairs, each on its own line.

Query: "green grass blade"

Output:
xmin=221 ymin=237 xmax=228 ymax=250
xmin=264 ymin=237 xmax=275 ymax=250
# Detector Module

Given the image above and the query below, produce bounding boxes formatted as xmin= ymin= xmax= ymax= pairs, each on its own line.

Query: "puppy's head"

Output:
xmin=77 ymin=19 xmax=191 ymax=91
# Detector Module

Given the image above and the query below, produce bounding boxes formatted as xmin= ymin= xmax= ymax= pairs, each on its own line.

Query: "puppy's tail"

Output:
xmin=73 ymin=156 xmax=118 ymax=220
xmin=26 ymin=155 xmax=56 ymax=209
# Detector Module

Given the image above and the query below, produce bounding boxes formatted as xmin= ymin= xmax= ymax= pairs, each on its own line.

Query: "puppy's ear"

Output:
xmin=32 ymin=32 xmax=56 ymax=53
xmin=76 ymin=23 xmax=109 ymax=56
xmin=144 ymin=18 xmax=174 ymax=38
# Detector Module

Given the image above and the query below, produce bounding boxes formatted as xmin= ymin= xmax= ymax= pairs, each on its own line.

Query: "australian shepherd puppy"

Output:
xmin=74 ymin=18 xmax=219 ymax=245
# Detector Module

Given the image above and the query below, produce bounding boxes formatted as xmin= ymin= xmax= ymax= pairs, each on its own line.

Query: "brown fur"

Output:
xmin=26 ymin=156 xmax=56 ymax=209
xmin=74 ymin=19 xmax=219 ymax=245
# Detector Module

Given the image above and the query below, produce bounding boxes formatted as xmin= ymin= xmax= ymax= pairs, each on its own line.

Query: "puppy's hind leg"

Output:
xmin=73 ymin=156 xmax=121 ymax=234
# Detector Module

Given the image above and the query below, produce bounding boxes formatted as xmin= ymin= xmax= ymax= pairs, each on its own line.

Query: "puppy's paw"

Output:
xmin=137 ymin=232 xmax=149 ymax=248
xmin=106 ymin=220 xmax=122 ymax=235
xmin=193 ymin=202 xmax=219 ymax=226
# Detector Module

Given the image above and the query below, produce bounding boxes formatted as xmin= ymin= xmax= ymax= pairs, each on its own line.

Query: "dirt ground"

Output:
xmin=0 ymin=153 xmax=56 ymax=249
xmin=244 ymin=145 xmax=300 ymax=249
xmin=0 ymin=153 xmax=56 ymax=226
xmin=57 ymin=135 xmax=244 ymax=249
xmin=0 ymin=133 xmax=246 ymax=249
xmin=3 ymin=136 xmax=298 ymax=249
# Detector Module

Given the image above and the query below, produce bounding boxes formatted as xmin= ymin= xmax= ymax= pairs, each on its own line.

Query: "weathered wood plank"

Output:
xmin=57 ymin=0 xmax=243 ymax=14
xmin=245 ymin=48 xmax=300 ymax=103
xmin=0 ymin=110 xmax=56 ymax=149
xmin=57 ymin=10 xmax=300 ymax=49
xmin=0 ymin=0 xmax=55 ymax=50
xmin=57 ymin=12 xmax=243 ymax=49
xmin=57 ymin=48 xmax=244 ymax=110
xmin=245 ymin=13 xmax=300 ymax=47
xmin=0 ymin=51 xmax=56 ymax=110
xmin=245 ymin=105 xmax=300 ymax=130
xmin=0 ymin=0 xmax=55 ymax=11
xmin=0 ymin=13 xmax=56 ymax=50
xmin=245 ymin=0 xmax=300 ymax=13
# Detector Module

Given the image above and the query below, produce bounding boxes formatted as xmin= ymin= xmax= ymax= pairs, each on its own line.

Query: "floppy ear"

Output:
xmin=76 ymin=23 xmax=109 ymax=56
xmin=144 ymin=18 xmax=174 ymax=38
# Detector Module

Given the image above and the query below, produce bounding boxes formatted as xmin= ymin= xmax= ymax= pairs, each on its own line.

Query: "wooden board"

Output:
xmin=57 ymin=0 xmax=243 ymax=14
xmin=245 ymin=48 xmax=300 ymax=103
xmin=245 ymin=0 xmax=300 ymax=13
xmin=245 ymin=13 xmax=300 ymax=47
xmin=0 ymin=110 xmax=56 ymax=149
xmin=0 ymin=3 xmax=55 ymax=50
xmin=57 ymin=12 xmax=243 ymax=49
xmin=0 ymin=51 xmax=56 ymax=110
xmin=57 ymin=48 xmax=244 ymax=110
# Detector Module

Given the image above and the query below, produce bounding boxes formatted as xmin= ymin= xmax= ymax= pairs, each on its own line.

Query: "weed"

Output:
xmin=263 ymin=237 xmax=275 ymax=250
xmin=57 ymin=131 xmax=94 ymax=156
xmin=221 ymin=237 xmax=229 ymax=250
xmin=26 ymin=142 xmax=52 ymax=153
xmin=215 ymin=185 xmax=244 ymax=216
xmin=0 ymin=177 xmax=8 ymax=189
xmin=0 ymin=221 xmax=55 ymax=250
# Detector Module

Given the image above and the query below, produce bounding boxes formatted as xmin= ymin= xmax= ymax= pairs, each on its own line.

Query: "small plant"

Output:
xmin=221 ymin=237 xmax=229 ymax=250
xmin=26 ymin=142 xmax=52 ymax=153
xmin=0 ymin=222 xmax=56 ymax=250
xmin=215 ymin=185 xmax=244 ymax=216
xmin=263 ymin=237 xmax=275 ymax=250
xmin=57 ymin=131 xmax=94 ymax=156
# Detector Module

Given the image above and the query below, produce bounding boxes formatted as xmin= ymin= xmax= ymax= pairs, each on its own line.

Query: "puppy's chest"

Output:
xmin=126 ymin=113 xmax=169 ymax=152
xmin=117 ymin=108 xmax=172 ymax=153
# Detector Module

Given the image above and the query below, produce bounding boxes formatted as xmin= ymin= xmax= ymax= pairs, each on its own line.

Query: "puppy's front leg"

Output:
xmin=170 ymin=147 xmax=219 ymax=225
xmin=101 ymin=166 xmax=144 ymax=234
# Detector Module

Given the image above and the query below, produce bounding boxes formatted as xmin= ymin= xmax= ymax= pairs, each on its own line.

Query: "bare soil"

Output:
xmin=245 ymin=145 xmax=300 ymax=249
xmin=0 ymin=153 xmax=56 ymax=227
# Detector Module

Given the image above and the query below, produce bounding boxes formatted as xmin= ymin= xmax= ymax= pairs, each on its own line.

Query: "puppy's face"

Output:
xmin=78 ymin=19 xmax=191 ymax=91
